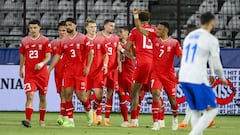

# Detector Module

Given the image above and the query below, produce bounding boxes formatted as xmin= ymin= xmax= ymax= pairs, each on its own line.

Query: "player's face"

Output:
xmin=209 ymin=19 xmax=216 ymax=32
xmin=58 ymin=26 xmax=67 ymax=39
xmin=104 ymin=22 xmax=115 ymax=34
xmin=118 ymin=28 xmax=128 ymax=40
xmin=65 ymin=21 xmax=76 ymax=34
xmin=86 ymin=22 xmax=97 ymax=35
xmin=157 ymin=24 xmax=165 ymax=38
xmin=28 ymin=24 xmax=40 ymax=38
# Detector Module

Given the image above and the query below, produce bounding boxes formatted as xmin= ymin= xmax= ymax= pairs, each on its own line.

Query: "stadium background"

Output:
xmin=0 ymin=0 xmax=239 ymax=115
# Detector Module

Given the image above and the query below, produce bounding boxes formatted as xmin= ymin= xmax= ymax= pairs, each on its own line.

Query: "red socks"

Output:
xmin=159 ymin=97 xmax=165 ymax=120
xmin=104 ymin=98 xmax=112 ymax=119
xmin=83 ymin=99 xmax=91 ymax=112
xmin=171 ymin=103 xmax=178 ymax=118
xmin=25 ymin=108 xmax=33 ymax=121
xmin=119 ymin=95 xmax=128 ymax=121
xmin=39 ymin=109 xmax=46 ymax=121
xmin=152 ymin=101 xmax=159 ymax=122
xmin=65 ymin=101 xmax=74 ymax=118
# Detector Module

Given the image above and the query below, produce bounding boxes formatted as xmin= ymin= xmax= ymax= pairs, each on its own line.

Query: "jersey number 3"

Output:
xmin=185 ymin=43 xmax=197 ymax=63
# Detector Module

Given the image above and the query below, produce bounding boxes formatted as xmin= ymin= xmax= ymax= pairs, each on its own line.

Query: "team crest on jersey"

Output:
xmin=31 ymin=44 xmax=36 ymax=47
xmin=167 ymin=46 xmax=171 ymax=52
xmin=76 ymin=43 xmax=80 ymax=49
xmin=26 ymin=45 xmax=29 ymax=48
xmin=97 ymin=44 xmax=101 ymax=49
xmin=64 ymin=44 xmax=68 ymax=49
xmin=155 ymin=43 xmax=160 ymax=47
xmin=38 ymin=44 xmax=43 ymax=50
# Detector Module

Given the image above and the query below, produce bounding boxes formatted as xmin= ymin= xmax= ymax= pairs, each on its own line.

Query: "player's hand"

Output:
xmin=118 ymin=65 xmax=122 ymax=73
xmin=117 ymin=44 xmax=123 ymax=51
xmin=83 ymin=66 xmax=90 ymax=76
xmin=102 ymin=64 xmax=108 ymax=75
xmin=209 ymin=75 xmax=215 ymax=85
xmin=19 ymin=70 xmax=24 ymax=78
xmin=133 ymin=8 xmax=139 ymax=14
xmin=221 ymin=78 xmax=228 ymax=85
xmin=35 ymin=62 xmax=44 ymax=70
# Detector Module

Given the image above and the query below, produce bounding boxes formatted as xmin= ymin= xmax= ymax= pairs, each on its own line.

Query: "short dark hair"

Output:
xmin=85 ymin=19 xmax=96 ymax=27
xmin=28 ymin=19 xmax=40 ymax=26
xmin=200 ymin=12 xmax=215 ymax=25
xmin=159 ymin=22 xmax=170 ymax=30
xmin=58 ymin=21 xmax=66 ymax=28
xmin=65 ymin=18 xmax=76 ymax=24
xmin=139 ymin=11 xmax=150 ymax=22
xmin=104 ymin=19 xmax=115 ymax=25
xmin=118 ymin=26 xmax=129 ymax=31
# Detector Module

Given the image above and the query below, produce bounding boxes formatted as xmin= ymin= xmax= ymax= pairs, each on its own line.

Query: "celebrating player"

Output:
xmin=50 ymin=21 xmax=68 ymax=125
xmin=179 ymin=12 xmax=227 ymax=135
xmin=117 ymin=26 xmax=135 ymax=127
xmin=19 ymin=19 xmax=52 ymax=128
xmin=84 ymin=19 xmax=109 ymax=125
xmin=96 ymin=19 xmax=121 ymax=126
xmin=48 ymin=18 xmax=94 ymax=127
xmin=119 ymin=10 xmax=156 ymax=127
xmin=133 ymin=8 xmax=182 ymax=130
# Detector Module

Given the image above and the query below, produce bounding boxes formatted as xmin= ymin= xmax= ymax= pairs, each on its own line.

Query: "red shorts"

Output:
xmin=118 ymin=73 xmax=133 ymax=94
xmin=105 ymin=69 xmax=118 ymax=90
xmin=87 ymin=72 xmax=105 ymax=90
xmin=151 ymin=72 xmax=177 ymax=97
xmin=24 ymin=69 xmax=49 ymax=95
xmin=63 ymin=74 xmax=86 ymax=91
xmin=133 ymin=62 xmax=152 ymax=84
xmin=54 ymin=76 xmax=63 ymax=93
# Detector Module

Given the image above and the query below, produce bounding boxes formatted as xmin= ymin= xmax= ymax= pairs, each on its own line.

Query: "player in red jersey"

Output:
xmin=50 ymin=21 xmax=68 ymax=125
xmin=48 ymin=18 xmax=94 ymax=127
xmin=19 ymin=20 xmax=52 ymax=128
xmin=133 ymin=8 xmax=182 ymax=130
xmin=84 ymin=19 xmax=109 ymax=125
xmin=95 ymin=19 xmax=121 ymax=126
xmin=118 ymin=10 xmax=157 ymax=127
xmin=117 ymin=26 xmax=135 ymax=127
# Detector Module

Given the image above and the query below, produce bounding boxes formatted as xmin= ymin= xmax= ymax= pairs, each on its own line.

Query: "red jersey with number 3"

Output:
xmin=19 ymin=35 xmax=52 ymax=75
xmin=56 ymin=32 xmax=93 ymax=76
xmin=128 ymin=25 xmax=157 ymax=64
xmin=87 ymin=35 xmax=108 ymax=78
xmin=98 ymin=32 xmax=120 ymax=71
xmin=148 ymin=32 xmax=182 ymax=74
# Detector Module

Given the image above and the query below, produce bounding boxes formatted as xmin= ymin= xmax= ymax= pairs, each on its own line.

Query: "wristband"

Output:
xmin=103 ymin=64 xmax=108 ymax=67
xmin=133 ymin=14 xmax=139 ymax=19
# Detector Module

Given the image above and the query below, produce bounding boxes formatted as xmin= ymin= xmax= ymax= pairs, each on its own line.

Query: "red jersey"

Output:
xmin=148 ymin=32 xmax=182 ymax=74
xmin=19 ymin=35 xmax=52 ymax=75
xmin=119 ymin=42 xmax=135 ymax=76
xmin=87 ymin=35 xmax=108 ymax=78
xmin=98 ymin=32 xmax=120 ymax=71
xmin=56 ymin=32 xmax=93 ymax=76
xmin=128 ymin=24 xmax=157 ymax=64
xmin=51 ymin=38 xmax=65 ymax=78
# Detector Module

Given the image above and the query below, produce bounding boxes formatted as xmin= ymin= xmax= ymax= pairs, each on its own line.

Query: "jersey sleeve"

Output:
xmin=148 ymin=31 xmax=157 ymax=41
xmin=128 ymin=29 xmax=135 ymax=42
xmin=101 ymin=39 xmax=108 ymax=54
xmin=50 ymin=40 xmax=58 ymax=55
xmin=45 ymin=40 xmax=52 ymax=53
xmin=175 ymin=40 xmax=182 ymax=57
xmin=19 ymin=40 xmax=25 ymax=54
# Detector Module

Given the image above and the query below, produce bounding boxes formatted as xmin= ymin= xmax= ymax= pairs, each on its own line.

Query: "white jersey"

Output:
xmin=179 ymin=28 xmax=220 ymax=85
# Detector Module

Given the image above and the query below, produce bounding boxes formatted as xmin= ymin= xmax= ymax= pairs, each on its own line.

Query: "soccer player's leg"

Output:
xmin=62 ymin=77 xmax=75 ymax=127
xmin=158 ymin=96 xmax=165 ymax=128
xmin=22 ymin=81 xmax=37 ymax=128
xmin=178 ymin=104 xmax=191 ymax=128
xmin=162 ymin=75 xmax=178 ymax=130
xmin=75 ymin=78 xmax=92 ymax=126
xmin=150 ymin=78 xmax=162 ymax=130
xmin=55 ymin=76 xmax=65 ymax=126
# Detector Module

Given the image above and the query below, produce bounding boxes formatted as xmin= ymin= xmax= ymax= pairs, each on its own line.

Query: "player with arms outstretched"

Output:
xmin=179 ymin=12 xmax=227 ymax=135
xmin=119 ymin=10 xmax=156 ymax=127
xmin=19 ymin=20 xmax=52 ymax=128
xmin=48 ymin=18 xmax=94 ymax=127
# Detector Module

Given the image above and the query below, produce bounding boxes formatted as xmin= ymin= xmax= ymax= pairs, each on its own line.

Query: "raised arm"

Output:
xmin=133 ymin=8 xmax=149 ymax=37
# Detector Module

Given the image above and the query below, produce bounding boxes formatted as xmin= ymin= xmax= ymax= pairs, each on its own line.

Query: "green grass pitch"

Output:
xmin=0 ymin=112 xmax=239 ymax=135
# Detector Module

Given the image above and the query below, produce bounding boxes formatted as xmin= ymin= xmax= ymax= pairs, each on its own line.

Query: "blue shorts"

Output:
xmin=180 ymin=82 xmax=217 ymax=111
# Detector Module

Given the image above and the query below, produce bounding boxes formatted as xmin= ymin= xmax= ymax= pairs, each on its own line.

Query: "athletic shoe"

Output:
xmin=172 ymin=117 xmax=178 ymax=130
xmin=178 ymin=123 xmax=188 ymax=128
xmin=128 ymin=119 xmax=138 ymax=128
xmin=62 ymin=118 xmax=75 ymax=127
xmin=21 ymin=120 xmax=31 ymax=128
xmin=86 ymin=110 xmax=93 ymax=126
xmin=104 ymin=121 xmax=111 ymax=126
xmin=57 ymin=116 xmax=64 ymax=126
xmin=151 ymin=122 xmax=160 ymax=131
xmin=158 ymin=120 xmax=165 ymax=128
xmin=207 ymin=120 xmax=216 ymax=128
xmin=39 ymin=120 xmax=46 ymax=127
xmin=93 ymin=112 xmax=97 ymax=125
xmin=120 ymin=121 xmax=129 ymax=128
xmin=96 ymin=115 xmax=102 ymax=125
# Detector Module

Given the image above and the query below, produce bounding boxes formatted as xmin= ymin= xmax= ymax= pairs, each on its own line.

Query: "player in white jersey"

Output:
xmin=179 ymin=12 xmax=227 ymax=135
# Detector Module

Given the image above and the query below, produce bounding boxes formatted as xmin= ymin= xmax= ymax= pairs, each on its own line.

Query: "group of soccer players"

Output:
xmin=19 ymin=7 xmax=227 ymax=135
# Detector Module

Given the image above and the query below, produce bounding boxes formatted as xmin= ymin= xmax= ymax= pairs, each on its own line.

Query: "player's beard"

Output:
xmin=67 ymin=29 xmax=73 ymax=34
